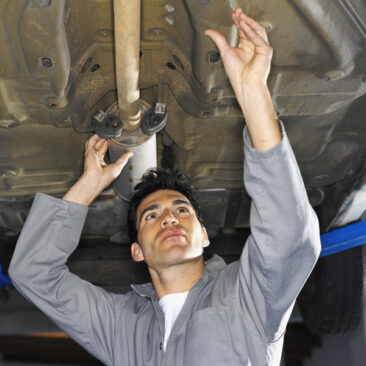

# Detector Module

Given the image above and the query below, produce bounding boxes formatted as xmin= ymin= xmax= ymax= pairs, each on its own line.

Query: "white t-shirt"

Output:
xmin=158 ymin=291 xmax=189 ymax=351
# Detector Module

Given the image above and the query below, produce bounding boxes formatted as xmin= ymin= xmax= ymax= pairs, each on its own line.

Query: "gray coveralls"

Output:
xmin=9 ymin=123 xmax=321 ymax=366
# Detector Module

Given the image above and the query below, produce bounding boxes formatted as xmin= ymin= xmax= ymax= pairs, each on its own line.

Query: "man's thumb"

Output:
xmin=108 ymin=152 xmax=133 ymax=179
xmin=204 ymin=29 xmax=230 ymax=57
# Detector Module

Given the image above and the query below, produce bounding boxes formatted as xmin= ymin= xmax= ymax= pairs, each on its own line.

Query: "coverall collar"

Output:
xmin=130 ymin=254 xmax=227 ymax=297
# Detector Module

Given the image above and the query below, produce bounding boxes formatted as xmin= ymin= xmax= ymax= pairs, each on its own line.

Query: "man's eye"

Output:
xmin=146 ymin=213 xmax=157 ymax=221
xmin=177 ymin=207 xmax=189 ymax=214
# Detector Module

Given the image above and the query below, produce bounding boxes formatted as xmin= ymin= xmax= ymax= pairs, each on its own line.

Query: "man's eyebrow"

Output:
xmin=173 ymin=199 xmax=191 ymax=206
xmin=139 ymin=204 xmax=160 ymax=224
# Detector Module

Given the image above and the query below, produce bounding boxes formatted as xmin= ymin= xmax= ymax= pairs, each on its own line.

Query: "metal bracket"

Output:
xmin=141 ymin=103 xmax=168 ymax=135
xmin=92 ymin=110 xmax=123 ymax=138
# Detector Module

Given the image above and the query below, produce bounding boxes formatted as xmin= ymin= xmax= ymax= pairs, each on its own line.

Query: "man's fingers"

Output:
xmin=240 ymin=12 xmax=269 ymax=43
xmin=98 ymin=140 xmax=108 ymax=159
xmin=95 ymin=137 xmax=106 ymax=150
xmin=106 ymin=152 xmax=133 ymax=179
xmin=85 ymin=134 xmax=99 ymax=149
xmin=114 ymin=152 xmax=134 ymax=172
xmin=204 ymin=29 xmax=231 ymax=57
xmin=239 ymin=18 xmax=268 ymax=49
xmin=233 ymin=8 xmax=269 ymax=44
xmin=232 ymin=10 xmax=247 ymax=39
xmin=95 ymin=138 xmax=108 ymax=157
xmin=117 ymin=151 xmax=133 ymax=167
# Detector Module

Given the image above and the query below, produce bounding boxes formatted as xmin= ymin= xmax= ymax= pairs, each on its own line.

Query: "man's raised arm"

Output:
xmin=205 ymin=8 xmax=281 ymax=151
xmin=9 ymin=136 xmax=133 ymax=365
xmin=206 ymin=8 xmax=321 ymax=343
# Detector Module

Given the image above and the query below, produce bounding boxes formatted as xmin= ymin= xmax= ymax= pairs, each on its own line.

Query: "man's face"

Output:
xmin=131 ymin=189 xmax=209 ymax=270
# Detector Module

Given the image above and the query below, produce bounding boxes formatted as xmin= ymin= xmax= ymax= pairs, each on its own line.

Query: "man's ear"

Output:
xmin=201 ymin=227 xmax=210 ymax=248
xmin=131 ymin=242 xmax=145 ymax=262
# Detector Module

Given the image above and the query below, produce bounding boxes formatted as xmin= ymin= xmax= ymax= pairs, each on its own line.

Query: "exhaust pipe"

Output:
xmin=113 ymin=0 xmax=141 ymax=131
xmin=102 ymin=0 xmax=166 ymax=201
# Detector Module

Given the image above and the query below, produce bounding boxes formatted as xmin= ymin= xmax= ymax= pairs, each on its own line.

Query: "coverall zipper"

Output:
xmin=160 ymin=280 xmax=208 ymax=366
xmin=151 ymin=297 xmax=166 ymax=362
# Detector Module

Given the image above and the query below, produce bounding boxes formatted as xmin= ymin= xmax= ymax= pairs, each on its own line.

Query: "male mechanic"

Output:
xmin=9 ymin=8 xmax=321 ymax=366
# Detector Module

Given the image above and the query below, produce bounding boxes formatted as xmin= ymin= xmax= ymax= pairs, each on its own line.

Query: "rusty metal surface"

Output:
xmin=0 ymin=0 xmax=365 ymax=234
xmin=0 ymin=124 xmax=86 ymax=196
xmin=113 ymin=0 xmax=141 ymax=130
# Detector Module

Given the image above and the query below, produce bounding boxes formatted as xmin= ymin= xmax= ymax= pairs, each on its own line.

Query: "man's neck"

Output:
xmin=148 ymin=256 xmax=205 ymax=299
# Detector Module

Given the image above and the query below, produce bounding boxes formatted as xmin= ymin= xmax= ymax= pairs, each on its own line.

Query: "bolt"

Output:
xmin=40 ymin=0 xmax=52 ymax=7
xmin=164 ymin=16 xmax=174 ymax=25
xmin=148 ymin=28 xmax=168 ymax=37
xmin=41 ymin=57 xmax=53 ymax=68
xmin=164 ymin=4 xmax=175 ymax=13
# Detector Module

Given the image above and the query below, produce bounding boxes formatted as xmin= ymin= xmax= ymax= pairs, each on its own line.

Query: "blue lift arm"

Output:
xmin=320 ymin=220 xmax=366 ymax=257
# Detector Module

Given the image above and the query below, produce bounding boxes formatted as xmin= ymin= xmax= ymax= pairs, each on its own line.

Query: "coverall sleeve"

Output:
xmin=9 ymin=193 xmax=123 ymax=366
xmin=239 ymin=122 xmax=321 ymax=342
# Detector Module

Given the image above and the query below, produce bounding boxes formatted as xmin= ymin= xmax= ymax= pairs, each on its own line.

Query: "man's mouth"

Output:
xmin=160 ymin=229 xmax=186 ymax=241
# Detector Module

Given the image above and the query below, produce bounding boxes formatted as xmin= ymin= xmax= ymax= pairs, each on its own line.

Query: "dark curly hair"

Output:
xmin=127 ymin=168 xmax=204 ymax=243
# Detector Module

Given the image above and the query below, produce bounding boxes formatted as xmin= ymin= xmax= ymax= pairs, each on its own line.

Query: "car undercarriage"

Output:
xmin=0 ymin=0 xmax=365 ymax=361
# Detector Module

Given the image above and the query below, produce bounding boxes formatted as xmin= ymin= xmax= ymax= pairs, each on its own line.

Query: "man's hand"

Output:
xmin=205 ymin=8 xmax=281 ymax=151
xmin=205 ymin=8 xmax=272 ymax=94
xmin=83 ymin=135 xmax=132 ymax=186
xmin=63 ymin=134 xmax=133 ymax=206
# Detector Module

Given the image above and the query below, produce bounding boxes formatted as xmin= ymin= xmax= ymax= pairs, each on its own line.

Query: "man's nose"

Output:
xmin=161 ymin=210 xmax=178 ymax=227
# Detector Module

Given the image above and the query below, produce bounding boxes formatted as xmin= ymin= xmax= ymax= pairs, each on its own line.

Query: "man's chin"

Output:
xmin=159 ymin=250 xmax=203 ymax=266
